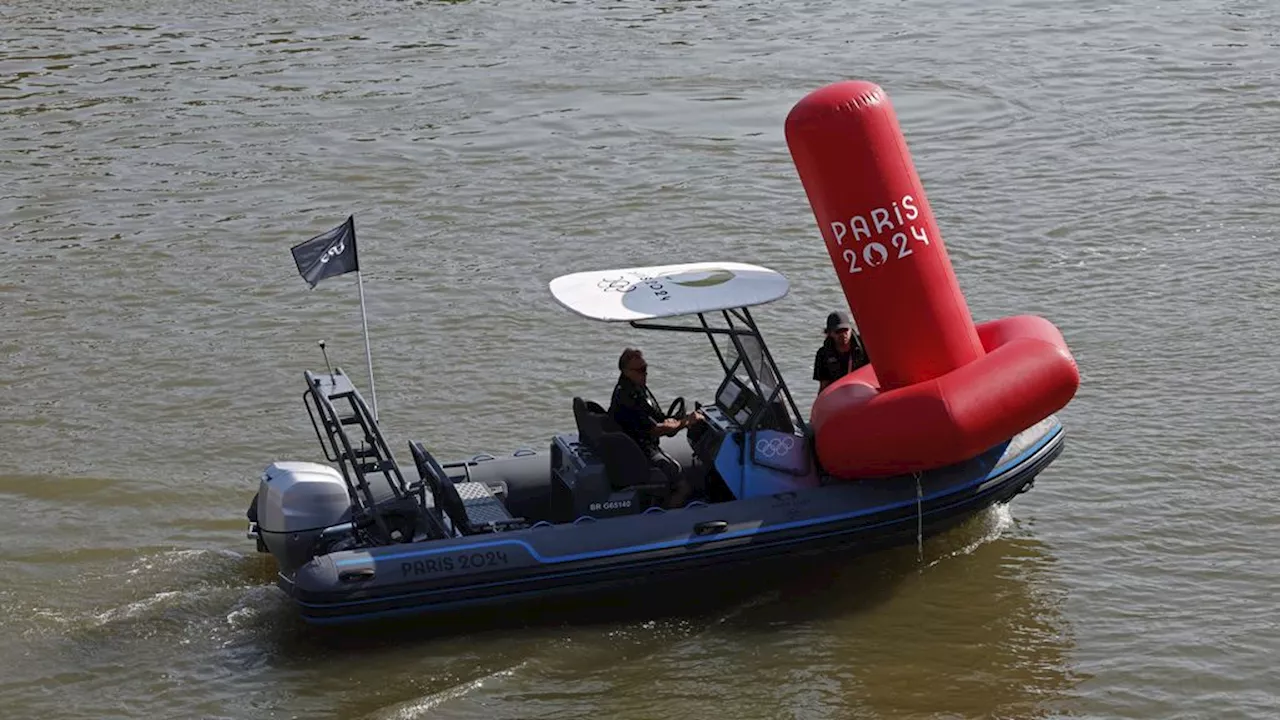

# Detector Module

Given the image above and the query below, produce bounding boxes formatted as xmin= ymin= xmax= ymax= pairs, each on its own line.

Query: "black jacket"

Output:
xmin=608 ymin=375 xmax=665 ymax=452
xmin=813 ymin=336 xmax=869 ymax=385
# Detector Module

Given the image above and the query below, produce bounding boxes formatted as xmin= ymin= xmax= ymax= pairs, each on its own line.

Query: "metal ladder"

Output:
xmin=303 ymin=368 xmax=426 ymax=543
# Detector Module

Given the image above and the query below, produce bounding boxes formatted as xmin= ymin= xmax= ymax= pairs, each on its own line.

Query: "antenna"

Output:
xmin=318 ymin=340 xmax=334 ymax=377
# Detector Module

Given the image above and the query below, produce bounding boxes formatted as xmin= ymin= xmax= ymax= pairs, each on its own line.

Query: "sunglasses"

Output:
xmin=628 ymin=364 xmax=648 ymax=374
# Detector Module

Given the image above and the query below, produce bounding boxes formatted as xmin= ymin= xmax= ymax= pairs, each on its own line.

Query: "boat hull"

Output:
xmin=283 ymin=417 xmax=1064 ymax=625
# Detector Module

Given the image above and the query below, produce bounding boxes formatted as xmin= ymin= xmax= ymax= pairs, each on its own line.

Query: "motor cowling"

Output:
xmin=256 ymin=461 xmax=352 ymax=574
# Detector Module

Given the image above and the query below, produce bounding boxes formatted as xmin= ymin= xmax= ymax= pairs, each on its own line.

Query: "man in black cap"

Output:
xmin=813 ymin=311 xmax=869 ymax=391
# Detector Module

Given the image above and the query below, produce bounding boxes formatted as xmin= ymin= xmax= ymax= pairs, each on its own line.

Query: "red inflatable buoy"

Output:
xmin=785 ymin=80 xmax=1080 ymax=477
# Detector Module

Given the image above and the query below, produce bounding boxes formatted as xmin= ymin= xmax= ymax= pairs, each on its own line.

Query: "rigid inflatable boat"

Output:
xmin=245 ymin=261 xmax=1067 ymax=625
xmin=246 ymin=79 xmax=1080 ymax=626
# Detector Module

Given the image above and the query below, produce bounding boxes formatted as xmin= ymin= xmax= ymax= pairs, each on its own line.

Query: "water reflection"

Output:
xmin=703 ymin=510 xmax=1082 ymax=719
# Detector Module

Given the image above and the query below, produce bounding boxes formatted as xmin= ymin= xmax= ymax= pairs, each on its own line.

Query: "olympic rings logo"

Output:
xmin=597 ymin=277 xmax=636 ymax=293
xmin=755 ymin=435 xmax=795 ymax=459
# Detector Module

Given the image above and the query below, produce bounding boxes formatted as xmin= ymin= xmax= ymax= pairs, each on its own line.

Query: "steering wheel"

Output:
xmin=665 ymin=396 xmax=687 ymax=420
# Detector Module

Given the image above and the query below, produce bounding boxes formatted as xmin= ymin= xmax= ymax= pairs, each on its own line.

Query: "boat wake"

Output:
xmin=8 ymin=546 xmax=294 ymax=649
xmin=361 ymin=662 xmax=530 ymax=720
xmin=90 ymin=589 xmax=188 ymax=626
xmin=924 ymin=502 xmax=1016 ymax=569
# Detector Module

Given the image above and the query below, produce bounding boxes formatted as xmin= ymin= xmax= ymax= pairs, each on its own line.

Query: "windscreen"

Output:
xmin=727 ymin=334 xmax=779 ymax=399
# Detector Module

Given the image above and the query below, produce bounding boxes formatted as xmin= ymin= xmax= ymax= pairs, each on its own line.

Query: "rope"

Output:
xmin=914 ymin=471 xmax=924 ymax=564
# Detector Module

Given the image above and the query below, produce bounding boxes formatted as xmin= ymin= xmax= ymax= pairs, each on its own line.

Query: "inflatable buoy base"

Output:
xmin=811 ymin=315 xmax=1079 ymax=478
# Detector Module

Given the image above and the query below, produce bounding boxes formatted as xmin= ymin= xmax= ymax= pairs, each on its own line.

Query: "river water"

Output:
xmin=3 ymin=1 xmax=1278 ymax=718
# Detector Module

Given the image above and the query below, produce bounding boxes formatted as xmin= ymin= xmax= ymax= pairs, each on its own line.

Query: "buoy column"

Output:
xmin=784 ymin=81 xmax=1081 ymax=477
xmin=785 ymin=80 xmax=982 ymax=390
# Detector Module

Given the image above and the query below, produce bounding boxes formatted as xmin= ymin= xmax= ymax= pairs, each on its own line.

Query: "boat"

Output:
xmin=244 ymin=261 xmax=1067 ymax=625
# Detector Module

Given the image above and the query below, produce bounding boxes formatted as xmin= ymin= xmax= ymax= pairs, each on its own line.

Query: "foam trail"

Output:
xmin=926 ymin=504 xmax=1015 ymax=569
xmin=126 ymin=548 xmax=246 ymax=577
xmin=91 ymin=590 xmax=185 ymax=626
xmin=364 ymin=662 xmax=528 ymax=720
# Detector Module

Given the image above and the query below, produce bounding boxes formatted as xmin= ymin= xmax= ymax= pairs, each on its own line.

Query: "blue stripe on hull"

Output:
xmin=330 ymin=422 xmax=1059 ymax=571
xmin=292 ymin=427 xmax=1063 ymax=624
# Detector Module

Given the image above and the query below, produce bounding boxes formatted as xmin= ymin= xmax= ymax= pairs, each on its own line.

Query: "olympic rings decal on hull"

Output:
xmin=755 ymin=435 xmax=796 ymax=459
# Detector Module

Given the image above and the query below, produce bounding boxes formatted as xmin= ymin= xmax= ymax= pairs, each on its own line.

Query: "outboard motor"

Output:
xmin=255 ymin=461 xmax=352 ymax=574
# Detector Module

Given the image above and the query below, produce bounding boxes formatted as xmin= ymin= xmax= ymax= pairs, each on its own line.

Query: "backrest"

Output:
xmin=435 ymin=472 xmax=474 ymax=535
xmin=594 ymin=430 xmax=654 ymax=491
xmin=572 ymin=397 xmax=594 ymax=446
xmin=408 ymin=441 xmax=445 ymax=502
xmin=573 ymin=397 xmax=619 ymax=451
xmin=593 ymin=402 xmax=622 ymax=434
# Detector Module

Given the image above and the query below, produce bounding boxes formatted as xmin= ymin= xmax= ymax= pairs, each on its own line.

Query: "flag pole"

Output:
xmin=290 ymin=213 xmax=376 ymax=419
xmin=356 ymin=269 xmax=379 ymax=421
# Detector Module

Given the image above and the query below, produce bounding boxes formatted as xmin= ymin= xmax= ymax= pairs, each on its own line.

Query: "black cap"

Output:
xmin=825 ymin=311 xmax=851 ymax=333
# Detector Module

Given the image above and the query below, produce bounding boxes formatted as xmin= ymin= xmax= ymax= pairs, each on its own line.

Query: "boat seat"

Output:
xmin=436 ymin=472 xmax=527 ymax=536
xmin=572 ymin=396 xmax=669 ymax=499
xmin=410 ymin=439 xmax=507 ymax=501
xmin=408 ymin=440 xmax=515 ymax=533
xmin=595 ymin=431 xmax=671 ymax=496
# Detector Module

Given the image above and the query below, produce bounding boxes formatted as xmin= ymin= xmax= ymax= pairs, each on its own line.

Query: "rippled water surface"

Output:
xmin=3 ymin=1 xmax=1279 ymax=718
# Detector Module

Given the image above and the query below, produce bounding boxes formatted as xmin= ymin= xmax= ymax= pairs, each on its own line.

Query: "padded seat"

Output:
xmin=410 ymin=440 xmax=525 ymax=536
xmin=572 ymin=396 xmax=669 ymax=499
xmin=572 ymin=396 xmax=616 ymax=451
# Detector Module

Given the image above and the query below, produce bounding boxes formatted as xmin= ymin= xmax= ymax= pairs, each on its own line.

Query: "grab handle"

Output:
xmin=338 ymin=567 xmax=375 ymax=583
xmin=693 ymin=520 xmax=728 ymax=536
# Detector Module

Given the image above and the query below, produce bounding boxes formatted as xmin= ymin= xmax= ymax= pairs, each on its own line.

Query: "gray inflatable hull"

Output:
xmin=282 ymin=418 xmax=1064 ymax=625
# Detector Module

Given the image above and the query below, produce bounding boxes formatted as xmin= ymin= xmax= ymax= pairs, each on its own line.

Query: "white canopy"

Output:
xmin=549 ymin=261 xmax=789 ymax=322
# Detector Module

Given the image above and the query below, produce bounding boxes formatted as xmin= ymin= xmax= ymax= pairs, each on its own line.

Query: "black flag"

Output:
xmin=291 ymin=215 xmax=359 ymax=288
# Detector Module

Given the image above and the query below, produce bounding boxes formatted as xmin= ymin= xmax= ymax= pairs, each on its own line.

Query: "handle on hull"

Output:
xmin=339 ymin=567 xmax=376 ymax=583
xmin=693 ymin=520 xmax=728 ymax=536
